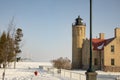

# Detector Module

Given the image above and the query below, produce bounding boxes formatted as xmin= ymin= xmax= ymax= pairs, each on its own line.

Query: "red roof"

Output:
xmin=92 ymin=38 xmax=114 ymax=50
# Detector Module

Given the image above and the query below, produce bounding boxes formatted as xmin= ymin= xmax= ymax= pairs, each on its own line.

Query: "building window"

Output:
xmin=94 ymin=58 xmax=98 ymax=65
xmin=111 ymin=45 xmax=114 ymax=52
xmin=111 ymin=59 xmax=115 ymax=65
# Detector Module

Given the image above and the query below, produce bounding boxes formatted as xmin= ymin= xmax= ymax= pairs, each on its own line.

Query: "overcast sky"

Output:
xmin=0 ymin=0 xmax=120 ymax=61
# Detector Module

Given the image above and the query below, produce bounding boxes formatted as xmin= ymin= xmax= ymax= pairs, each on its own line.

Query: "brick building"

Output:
xmin=72 ymin=16 xmax=120 ymax=72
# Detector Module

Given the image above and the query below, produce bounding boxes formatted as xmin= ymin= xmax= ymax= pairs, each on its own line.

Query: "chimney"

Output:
xmin=99 ymin=33 xmax=104 ymax=39
xmin=115 ymin=27 xmax=120 ymax=38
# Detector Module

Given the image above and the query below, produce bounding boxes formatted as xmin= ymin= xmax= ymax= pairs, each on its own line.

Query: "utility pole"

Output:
xmin=86 ymin=0 xmax=97 ymax=80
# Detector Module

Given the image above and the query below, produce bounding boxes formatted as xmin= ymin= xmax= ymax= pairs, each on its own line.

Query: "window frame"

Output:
xmin=94 ymin=58 xmax=98 ymax=65
xmin=111 ymin=58 xmax=115 ymax=66
xmin=111 ymin=45 xmax=114 ymax=52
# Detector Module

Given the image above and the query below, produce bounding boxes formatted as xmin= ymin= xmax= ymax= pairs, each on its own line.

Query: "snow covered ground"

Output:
xmin=0 ymin=62 xmax=120 ymax=80
xmin=0 ymin=62 xmax=62 ymax=80
xmin=71 ymin=70 xmax=120 ymax=80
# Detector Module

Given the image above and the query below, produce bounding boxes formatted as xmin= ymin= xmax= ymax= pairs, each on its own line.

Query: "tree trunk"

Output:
xmin=0 ymin=64 xmax=1 ymax=68
xmin=3 ymin=64 xmax=6 ymax=68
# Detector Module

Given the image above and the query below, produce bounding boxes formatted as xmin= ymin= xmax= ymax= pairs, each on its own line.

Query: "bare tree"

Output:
xmin=6 ymin=17 xmax=23 ymax=69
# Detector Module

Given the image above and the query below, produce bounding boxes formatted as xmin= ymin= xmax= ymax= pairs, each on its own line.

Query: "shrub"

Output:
xmin=51 ymin=57 xmax=71 ymax=70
